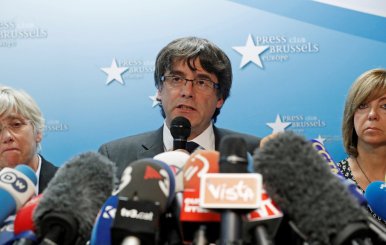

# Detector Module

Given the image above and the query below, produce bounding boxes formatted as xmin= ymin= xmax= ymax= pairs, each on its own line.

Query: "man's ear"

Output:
xmin=156 ymin=90 xmax=161 ymax=101
xmin=216 ymin=98 xmax=224 ymax=109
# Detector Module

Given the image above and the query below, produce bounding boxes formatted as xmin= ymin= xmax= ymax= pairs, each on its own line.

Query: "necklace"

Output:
xmin=355 ymin=158 xmax=372 ymax=184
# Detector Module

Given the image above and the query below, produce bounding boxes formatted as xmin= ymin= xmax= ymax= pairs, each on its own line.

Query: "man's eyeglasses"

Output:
xmin=161 ymin=75 xmax=220 ymax=94
xmin=0 ymin=119 xmax=30 ymax=135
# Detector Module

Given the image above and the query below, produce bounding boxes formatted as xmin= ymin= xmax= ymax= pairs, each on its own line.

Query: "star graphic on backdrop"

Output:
xmin=101 ymin=58 xmax=128 ymax=85
xmin=149 ymin=91 xmax=160 ymax=107
xmin=233 ymin=34 xmax=269 ymax=68
xmin=266 ymin=114 xmax=292 ymax=134
xmin=314 ymin=135 xmax=326 ymax=145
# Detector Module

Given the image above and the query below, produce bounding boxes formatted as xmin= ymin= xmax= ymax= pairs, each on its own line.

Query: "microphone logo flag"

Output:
xmin=247 ymin=189 xmax=283 ymax=221
xmin=0 ymin=170 xmax=28 ymax=192
xmin=200 ymin=173 xmax=262 ymax=209
xmin=144 ymin=166 xmax=163 ymax=180
xmin=102 ymin=205 xmax=116 ymax=219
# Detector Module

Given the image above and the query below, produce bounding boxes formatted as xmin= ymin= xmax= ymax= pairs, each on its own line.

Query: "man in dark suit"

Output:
xmin=0 ymin=86 xmax=58 ymax=194
xmin=99 ymin=37 xmax=261 ymax=179
xmin=98 ymin=37 xmax=261 ymax=244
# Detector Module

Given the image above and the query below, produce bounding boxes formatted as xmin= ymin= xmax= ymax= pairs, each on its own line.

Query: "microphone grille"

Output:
xmin=170 ymin=116 xmax=191 ymax=139
xmin=219 ymin=134 xmax=248 ymax=173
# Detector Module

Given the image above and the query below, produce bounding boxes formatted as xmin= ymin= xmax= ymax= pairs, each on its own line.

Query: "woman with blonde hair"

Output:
xmin=0 ymin=85 xmax=58 ymax=194
xmin=337 ymin=68 xmax=386 ymax=225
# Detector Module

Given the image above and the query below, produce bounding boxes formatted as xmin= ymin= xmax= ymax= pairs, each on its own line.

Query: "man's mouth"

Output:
xmin=177 ymin=105 xmax=195 ymax=110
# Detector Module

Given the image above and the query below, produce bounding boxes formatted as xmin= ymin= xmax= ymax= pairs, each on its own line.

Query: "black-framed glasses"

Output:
xmin=161 ymin=75 xmax=220 ymax=94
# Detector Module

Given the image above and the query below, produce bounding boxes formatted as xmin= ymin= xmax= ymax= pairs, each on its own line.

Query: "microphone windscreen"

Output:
xmin=365 ymin=181 xmax=386 ymax=220
xmin=219 ymin=135 xmax=248 ymax=173
xmin=33 ymin=152 xmax=116 ymax=245
xmin=254 ymin=131 xmax=368 ymax=244
xmin=116 ymin=158 xmax=176 ymax=212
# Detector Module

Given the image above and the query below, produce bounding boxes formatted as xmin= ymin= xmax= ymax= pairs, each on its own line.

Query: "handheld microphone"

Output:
xmin=211 ymin=135 xmax=261 ymax=245
xmin=311 ymin=139 xmax=366 ymax=205
xmin=153 ymin=151 xmax=190 ymax=242
xmin=90 ymin=195 xmax=119 ymax=245
xmin=10 ymin=230 xmax=37 ymax=245
xmin=243 ymin=189 xmax=283 ymax=245
xmin=170 ymin=116 xmax=191 ymax=150
xmin=365 ymin=181 xmax=386 ymax=221
xmin=154 ymin=150 xmax=189 ymax=193
xmin=0 ymin=218 xmax=15 ymax=245
xmin=33 ymin=152 xmax=116 ymax=245
xmin=254 ymin=131 xmax=386 ymax=245
xmin=111 ymin=158 xmax=176 ymax=245
xmin=181 ymin=150 xmax=221 ymax=243
xmin=14 ymin=195 xmax=41 ymax=236
xmin=0 ymin=165 xmax=37 ymax=226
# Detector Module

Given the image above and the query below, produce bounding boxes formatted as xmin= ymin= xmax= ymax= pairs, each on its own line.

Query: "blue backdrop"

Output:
xmin=1 ymin=0 xmax=386 ymax=166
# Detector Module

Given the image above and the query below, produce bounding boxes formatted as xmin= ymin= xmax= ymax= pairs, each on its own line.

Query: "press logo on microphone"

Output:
xmin=0 ymin=171 xmax=28 ymax=192
xmin=120 ymin=207 xmax=154 ymax=221
xmin=200 ymin=173 xmax=262 ymax=209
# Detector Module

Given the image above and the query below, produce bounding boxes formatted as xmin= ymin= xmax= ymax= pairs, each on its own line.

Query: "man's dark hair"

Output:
xmin=154 ymin=36 xmax=232 ymax=122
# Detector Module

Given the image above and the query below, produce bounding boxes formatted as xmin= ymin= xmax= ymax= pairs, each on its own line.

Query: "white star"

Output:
xmin=101 ymin=58 xmax=128 ymax=85
xmin=233 ymin=34 xmax=269 ymax=68
xmin=266 ymin=114 xmax=292 ymax=134
xmin=314 ymin=135 xmax=326 ymax=145
xmin=149 ymin=91 xmax=160 ymax=107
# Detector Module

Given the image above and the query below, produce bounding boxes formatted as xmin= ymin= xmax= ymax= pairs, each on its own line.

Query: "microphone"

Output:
xmin=243 ymin=189 xmax=283 ymax=245
xmin=365 ymin=181 xmax=386 ymax=221
xmin=90 ymin=195 xmax=119 ymax=245
xmin=14 ymin=195 xmax=41 ymax=236
xmin=254 ymin=131 xmax=386 ymax=245
xmin=170 ymin=116 xmax=191 ymax=150
xmin=153 ymin=151 xmax=190 ymax=242
xmin=181 ymin=150 xmax=221 ymax=243
xmin=311 ymin=139 xmax=366 ymax=206
xmin=154 ymin=150 xmax=189 ymax=193
xmin=33 ymin=152 xmax=116 ymax=245
xmin=111 ymin=158 xmax=176 ymax=245
xmin=204 ymin=135 xmax=261 ymax=245
xmin=0 ymin=165 xmax=37 ymax=226
xmin=10 ymin=230 xmax=37 ymax=245
xmin=0 ymin=217 xmax=15 ymax=245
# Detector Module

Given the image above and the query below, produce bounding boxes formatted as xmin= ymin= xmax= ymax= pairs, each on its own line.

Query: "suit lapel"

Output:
xmin=137 ymin=126 xmax=164 ymax=159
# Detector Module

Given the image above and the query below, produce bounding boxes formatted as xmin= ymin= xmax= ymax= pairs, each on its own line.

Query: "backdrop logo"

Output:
xmin=101 ymin=58 xmax=154 ymax=85
xmin=233 ymin=34 xmax=320 ymax=69
xmin=0 ymin=20 xmax=48 ymax=48
xmin=282 ymin=114 xmax=326 ymax=133
xmin=266 ymin=114 xmax=326 ymax=134
xmin=120 ymin=59 xmax=154 ymax=80
xmin=44 ymin=120 xmax=69 ymax=136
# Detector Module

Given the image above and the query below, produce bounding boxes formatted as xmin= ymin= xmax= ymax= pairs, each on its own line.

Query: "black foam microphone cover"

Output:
xmin=253 ymin=131 xmax=372 ymax=245
xmin=33 ymin=152 xmax=116 ymax=245
xmin=170 ymin=116 xmax=191 ymax=150
xmin=219 ymin=134 xmax=248 ymax=173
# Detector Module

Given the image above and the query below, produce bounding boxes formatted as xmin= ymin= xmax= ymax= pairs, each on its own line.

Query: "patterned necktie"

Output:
xmin=186 ymin=141 xmax=200 ymax=154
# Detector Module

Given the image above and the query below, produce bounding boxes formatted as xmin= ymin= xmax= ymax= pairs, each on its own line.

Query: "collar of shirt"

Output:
xmin=163 ymin=121 xmax=215 ymax=151
xmin=35 ymin=154 xmax=42 ymax=195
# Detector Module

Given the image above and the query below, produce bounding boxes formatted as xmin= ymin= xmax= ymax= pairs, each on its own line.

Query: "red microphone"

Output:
xmin=181 ymin=150 xmax=220 ymax=243
xmin=14 ymin=194 xmax=42 ymax=235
